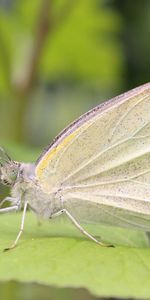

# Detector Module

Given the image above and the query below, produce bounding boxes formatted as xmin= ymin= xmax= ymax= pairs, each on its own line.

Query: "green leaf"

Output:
xmin=0 ymin=212 xmax=150 ymax=299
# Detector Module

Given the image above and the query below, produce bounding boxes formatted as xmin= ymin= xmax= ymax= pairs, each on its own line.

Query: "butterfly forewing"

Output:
xmin=35 ymin=83 xmax=150 ymax=230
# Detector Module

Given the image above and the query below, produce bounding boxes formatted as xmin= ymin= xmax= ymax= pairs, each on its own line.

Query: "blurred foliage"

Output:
xmin=40 ymin=0 xmax=122 ymax=86
xmin=0 ymin=0 xmax=124 ymax=145
xmin=0 ymin=0 xmax=149 ymax=148
xmin=115 ymin=0 xmax=150 ymax=88
xmin=0 ymin=0 xmax=123 ymax=94
xmin=0 ymin=0 xmax=150 ymax=146
xmin=0 ymin=282 xmax=99 ymax=300
xmin=0 ymin=0 xmax=149 ymax=149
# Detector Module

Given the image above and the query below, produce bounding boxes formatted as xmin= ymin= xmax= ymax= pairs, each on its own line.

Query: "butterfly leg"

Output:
xmin=4 ymin=201 xmax=28 ymax=251
xmin=50 ymin=209 xmax=112 ymax=247
xmin=0 ymin=205 xmax=19 ymax=214
xmin=0 ymin=196 xmax=21 ymax=214
xmin=0 ymin=197 xmax=19 ymax=208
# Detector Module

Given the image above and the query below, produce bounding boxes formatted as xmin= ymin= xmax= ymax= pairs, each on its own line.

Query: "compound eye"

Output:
xmin=3 ymin=179 xmax=9 ymax=185
xmin=10 ymin=169 xmax=18 ymax=181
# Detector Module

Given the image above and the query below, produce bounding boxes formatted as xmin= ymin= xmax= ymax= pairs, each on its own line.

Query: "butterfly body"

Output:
xmin=3 ymin=158 xmax=150 ymax=232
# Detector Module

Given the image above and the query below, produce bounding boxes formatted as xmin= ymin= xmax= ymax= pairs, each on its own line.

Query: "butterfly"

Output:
xmin=0 ymin=83 xmax=150 ymax=250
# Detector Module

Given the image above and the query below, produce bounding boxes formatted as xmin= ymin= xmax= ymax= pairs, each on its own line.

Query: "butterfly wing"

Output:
xmin=35 ymin=83 xmax=150 ymax=230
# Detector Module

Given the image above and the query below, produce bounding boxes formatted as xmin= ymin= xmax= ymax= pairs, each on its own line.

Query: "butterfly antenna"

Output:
xmin=0 ymin=147 xmax=12 ymax=166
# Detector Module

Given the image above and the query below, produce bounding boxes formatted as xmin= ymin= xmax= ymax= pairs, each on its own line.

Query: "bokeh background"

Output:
xmin=0 ymin=0 xmax=150 ymax=299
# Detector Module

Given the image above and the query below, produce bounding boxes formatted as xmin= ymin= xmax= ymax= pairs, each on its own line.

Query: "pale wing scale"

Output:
xmin=36 ymin=87 xmax=150 ymax=191
xmin=57 ymin=94 xmax=150 ymax=185
xmin=35 ymin=83 xmax=150 ymax=230
xmin=62 ymin=178 xmax=150 ymax=213
xmin=60 ymin=197 xmax=150 ymax=231
xmin=63 ymin=137 xmax=150 ymax=185
xmin=61 ymin=173 xmax=150 ymax=229
xmin=108 ymin=95 xmax=150 ymax=143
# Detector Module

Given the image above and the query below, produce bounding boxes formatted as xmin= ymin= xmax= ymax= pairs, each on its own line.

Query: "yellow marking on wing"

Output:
xmin=36 ymin=129 xmax=79 ymax=178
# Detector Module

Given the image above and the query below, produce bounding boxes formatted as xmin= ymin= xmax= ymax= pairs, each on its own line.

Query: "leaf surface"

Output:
xmin=0 ymin=212 xmax=150 ymax=299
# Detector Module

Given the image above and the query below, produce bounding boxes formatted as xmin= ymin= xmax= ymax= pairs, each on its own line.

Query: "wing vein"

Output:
xmin=62 ymin=138 xmax=150 ymax=185
xmin=109 ymin=95 xmax=150 ymax=142
xmin=98 ymin=205 xmax=150 ymax=230
xmin=61 ymin=119 xmax=150 ymax=184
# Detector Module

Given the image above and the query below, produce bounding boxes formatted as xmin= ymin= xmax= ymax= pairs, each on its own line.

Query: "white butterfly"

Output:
xmin=0 ymin=83 xmax=150 ymax=250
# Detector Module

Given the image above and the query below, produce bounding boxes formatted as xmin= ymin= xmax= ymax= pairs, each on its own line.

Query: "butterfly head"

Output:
xmin=0 ymin=147 xmax=20 ymax=187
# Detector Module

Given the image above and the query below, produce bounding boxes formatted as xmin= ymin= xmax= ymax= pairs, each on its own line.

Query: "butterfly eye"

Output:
xmin=10 ymin=169 xmax=18 ymax=181
xmin=3 ymin=179 xmax=9 ymax=185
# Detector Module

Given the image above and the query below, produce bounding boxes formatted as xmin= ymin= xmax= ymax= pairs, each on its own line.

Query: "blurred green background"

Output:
xmin=0 ymin=0 xmax=150 ymax=299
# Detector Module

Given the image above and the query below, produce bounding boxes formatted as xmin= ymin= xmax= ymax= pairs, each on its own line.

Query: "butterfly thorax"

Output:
xmin=8 ymin=162 xmax=62 ymax=218
xmin=8 ymin=162 xmax=36 ymax=202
